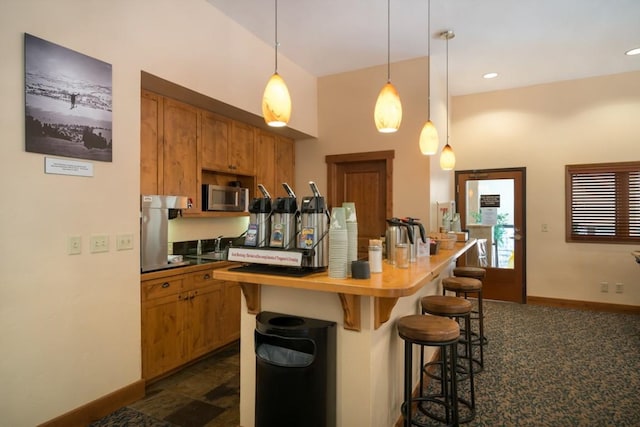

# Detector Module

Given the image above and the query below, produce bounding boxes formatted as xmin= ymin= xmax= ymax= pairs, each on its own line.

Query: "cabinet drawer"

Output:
xmin=142 ymin=277 xmax=184 ymax=301
xmin=186 ymin=269 xmax=215 ymax=288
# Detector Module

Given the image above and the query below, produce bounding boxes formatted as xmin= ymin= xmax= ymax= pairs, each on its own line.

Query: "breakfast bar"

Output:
xmin=214 ymin=239 xmax=476 ymax=427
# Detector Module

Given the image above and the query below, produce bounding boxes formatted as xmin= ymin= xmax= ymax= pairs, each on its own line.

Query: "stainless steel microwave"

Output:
xmin=202 ymin=184 xmax=249 ymax=212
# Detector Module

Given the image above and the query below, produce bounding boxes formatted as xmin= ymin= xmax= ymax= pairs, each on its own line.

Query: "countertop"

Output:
xmin=213 ymin=239 xmax=476 ymax=330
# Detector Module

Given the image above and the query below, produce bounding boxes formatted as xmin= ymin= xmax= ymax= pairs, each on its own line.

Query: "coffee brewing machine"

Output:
xmin=227 ymin=182 xmax=329 ymax=274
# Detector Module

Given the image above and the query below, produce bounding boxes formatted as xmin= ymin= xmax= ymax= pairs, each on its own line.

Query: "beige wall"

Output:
xmin=296 ymin=56 xmax=450 ymax=231
xmin=0 ymin=1 xmax=317 ymax=425
xmin=451 ymin=72 xmax=640 ymax=305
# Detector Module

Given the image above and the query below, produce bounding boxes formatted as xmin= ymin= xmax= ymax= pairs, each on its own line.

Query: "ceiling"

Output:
xmin=207 ymin=0 xmax=640 ymax=96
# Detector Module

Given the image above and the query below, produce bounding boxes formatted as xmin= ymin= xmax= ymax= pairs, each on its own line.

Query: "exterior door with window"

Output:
xmin=456 ymin=168 xmax=526 ymax=303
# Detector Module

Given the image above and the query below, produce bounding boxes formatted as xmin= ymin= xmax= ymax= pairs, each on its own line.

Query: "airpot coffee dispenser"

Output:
xmin=298 ymin=181 xmax=330 ymax=268
xmin=401 ymin=217 xmax=427 ymax=262
xmin=246 ymin=184 xmax=272 ymax=247
xmin=270 ymin=183 xmax=299 ymax=249
xmin=385 ymin=217 xmax=414 ymax=264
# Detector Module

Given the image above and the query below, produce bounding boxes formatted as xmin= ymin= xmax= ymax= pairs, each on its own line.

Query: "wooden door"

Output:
xmin=327 ymin=151 xmax=394 ymax=258
xmin=201 ymin=111 xmax=230 ymax=172
xmin=455 ymin=168 xmax=527 ymax=303
xmin=140 ymin=90 xmax=161 ymax=195
xmin=163 ymin=98 xmax=199 ymax=204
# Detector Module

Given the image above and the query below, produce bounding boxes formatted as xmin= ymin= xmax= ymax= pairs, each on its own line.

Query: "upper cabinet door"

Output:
xmin=254 ymin=130 xmax=276 ymax=196
xmin=201 ymin=111 xmax=231 ymax=172
xmin=229 ymin=121 xmax=255 ymax=175
xmin=163 ymin=98 xmax=199 ymax=205
xmin=141 ymin=90 xmax=161 ymax=195
xmin=274 ymin=137 xmax=295 ymax=198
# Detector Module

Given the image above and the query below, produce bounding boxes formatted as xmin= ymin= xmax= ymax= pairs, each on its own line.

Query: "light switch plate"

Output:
xmin=90 ymin=235 xmax=109 ymax=253
xmin=67 ymin=236 xmax=82 ymax=255
xmin=116 ymin=233 xmax=134 ymax=251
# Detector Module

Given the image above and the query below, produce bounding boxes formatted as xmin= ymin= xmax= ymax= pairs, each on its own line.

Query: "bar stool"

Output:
xmin=452 ymin=267 xmax=488 ymax=346
xmin=442 ymin=276 xmax=485 ymax=373
xmin=398 ymin=314 xmax=460 ymax=427
xmin=421 ymin=296 xmax=475 ymax=423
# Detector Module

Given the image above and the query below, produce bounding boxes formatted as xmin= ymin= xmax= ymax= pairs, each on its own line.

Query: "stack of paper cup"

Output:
xmin=343 ymin=202 xmax=358 ymax=276
xmin=328 ymin=207 xmax=348 ymax=278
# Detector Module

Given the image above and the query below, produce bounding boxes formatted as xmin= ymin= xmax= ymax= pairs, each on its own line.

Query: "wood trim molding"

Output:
xmin=38 ymin=379 xmax=145 ymax=427
xmin=374 ymin=297 xmax=400 ymax=329
xmin=338 ymin=293 xmax=361 ymax=331
xmin=240 ymin=282 xmax=261 ymax=314
xmin=527 ymin=296 xmax=640 ymax=315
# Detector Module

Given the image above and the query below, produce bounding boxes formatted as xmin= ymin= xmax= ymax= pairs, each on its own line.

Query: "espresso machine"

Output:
xmin=298 ymin=181 xmax=330 ymax=268
xmin=246 ymin=184 xmax=272 ymax=247
xmin=270 ymin=183 xmax=299 ymax=249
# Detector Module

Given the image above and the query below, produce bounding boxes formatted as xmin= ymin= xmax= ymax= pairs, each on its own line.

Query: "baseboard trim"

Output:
xmin=38 ymin=379 xmax=145 ymax=427
xmin=527 ymin=296 xmax=640 ymax=314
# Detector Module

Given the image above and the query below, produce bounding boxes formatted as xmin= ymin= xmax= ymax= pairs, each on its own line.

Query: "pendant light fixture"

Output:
xmin=262 ymin=0 xmax=291 ymax=127
xmin=374 ymin=0 xmax=402 ymax=133
xmin=419 ymin=0 xmax=439 ymax=155
xmin=439 ymin=30 xmax=456 ymax=170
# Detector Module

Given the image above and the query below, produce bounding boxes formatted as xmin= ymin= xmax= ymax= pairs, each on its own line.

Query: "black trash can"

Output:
xmin=255 ymin=311 xmax=337 ymax=427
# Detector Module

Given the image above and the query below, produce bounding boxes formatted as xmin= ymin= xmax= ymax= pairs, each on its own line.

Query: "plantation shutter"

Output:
xmin=566 ymin=162 xmax=640 ymax=243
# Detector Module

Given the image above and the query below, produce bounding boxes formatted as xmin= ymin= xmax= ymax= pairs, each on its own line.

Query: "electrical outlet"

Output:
xmin=600 ymin=282 xmax=609 ymax=293
xmin=615 ymin=283 xmax=624 ymax=294
xmin=90 ymin=235 xmax=109 ymax=253
xmin=116 ymin=233 xmax=134 ymax=251
xmin=67 ymin=236 xmax=82 ymax=255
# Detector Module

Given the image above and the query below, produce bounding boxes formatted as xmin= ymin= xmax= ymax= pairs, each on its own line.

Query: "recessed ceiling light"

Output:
xmin=625 ymin=47 xmax=640 ymax=56
xmin=483 ymin=72 xmax=498 ymax=79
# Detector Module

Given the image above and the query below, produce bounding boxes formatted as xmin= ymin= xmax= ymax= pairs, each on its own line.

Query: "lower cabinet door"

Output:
xmin=187 ymin=283 xmax=224 ymax=360
xmin=141 ymin=293 xmax=188 ymax=380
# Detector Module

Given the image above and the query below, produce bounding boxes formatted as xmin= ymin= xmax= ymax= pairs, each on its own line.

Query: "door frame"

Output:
xmin=326 ymin=150 xmax=394 ymax=218
xmin=455 ymin=167 xmax=527 ymax=303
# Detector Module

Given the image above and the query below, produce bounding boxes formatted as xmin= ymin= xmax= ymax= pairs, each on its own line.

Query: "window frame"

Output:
xmin=565 ymin=161 xmax=640 ymax=244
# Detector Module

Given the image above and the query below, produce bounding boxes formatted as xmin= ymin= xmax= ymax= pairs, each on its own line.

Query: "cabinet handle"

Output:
xmin=162 ymin=282 xmax=170 ymax=288
xmin=204 ymin=273 xmax=211 ymax=280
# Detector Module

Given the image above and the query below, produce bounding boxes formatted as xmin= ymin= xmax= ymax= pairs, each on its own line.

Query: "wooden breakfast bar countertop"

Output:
xmin=213 ymin=239 xmax=476 ymax=331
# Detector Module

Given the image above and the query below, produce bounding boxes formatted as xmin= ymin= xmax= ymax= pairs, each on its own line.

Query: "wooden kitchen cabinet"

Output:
xmin=201 ymin=111 xmax=255 ymax=176
xmin=254 ymin=130 xmax=295 ymax=197
xmin=140 ymin=90 xmax=161 ymax=195
xmin=140 ymin=92 xmax=200 ymax=211
xmin=141 ymin=266 xmax=238 ymax=381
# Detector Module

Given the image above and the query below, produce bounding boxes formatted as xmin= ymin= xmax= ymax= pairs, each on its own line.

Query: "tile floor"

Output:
xmin=127 ymin=341 xmax=240 ymax=427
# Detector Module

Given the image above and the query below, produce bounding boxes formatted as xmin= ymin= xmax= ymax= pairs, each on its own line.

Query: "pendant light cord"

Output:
xmin=274 ymin=0 xmax=279 ymax=73
xmin=445 ymin=32 xmax=449 ymax=143
xmin=426 ymin=0 xmax=431 ymax=118
xmin=387 ymin=0 xmax=391 ymax=82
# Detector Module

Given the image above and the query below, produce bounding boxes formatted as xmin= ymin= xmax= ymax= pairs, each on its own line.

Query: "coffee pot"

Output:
xmin=270 ymin=183 xmax=299 ymax=249
xmin=299 ymin=181 xmax=330 ymax=268
xmin=247 ymin=184 xmax=272 ymax=247
xmin=385 ymin=217 xmax=414 ymax=264
xmin=401 ymin=217 xmax=427 ymax=262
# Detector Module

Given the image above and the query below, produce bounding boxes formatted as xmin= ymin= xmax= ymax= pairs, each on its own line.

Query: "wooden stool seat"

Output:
xmin=453 ymin=266 xmax=486 ymax=280
xmin=421 ymin=295 xmax=472 ymax=316
xmin=398 ymin=314 xmax=460 ymax=343
xmin=442 ymin=276 xmax=482 ymax=292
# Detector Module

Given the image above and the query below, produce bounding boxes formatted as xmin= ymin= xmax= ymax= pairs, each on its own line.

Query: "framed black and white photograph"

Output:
xmin=24 ymin=33 xmax=112 ymax=162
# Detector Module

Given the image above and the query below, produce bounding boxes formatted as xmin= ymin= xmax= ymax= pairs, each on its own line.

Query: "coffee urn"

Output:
xmin=385 ymin=217 xmax=415 ymax=264
xmin=247 ymin=184 xmax=273 ymax=247
xmin=270 ymin=183 xmax=299 ymax=249
xmin=299 ymin=181 xmax=330 ymax=268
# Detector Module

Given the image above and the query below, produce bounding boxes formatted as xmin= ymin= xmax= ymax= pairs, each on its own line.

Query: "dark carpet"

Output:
xmin=94 ymin=302 xmax=640 ymax=426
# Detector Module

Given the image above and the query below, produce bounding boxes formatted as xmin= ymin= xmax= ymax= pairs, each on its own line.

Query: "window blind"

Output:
xmin=566 ymin=162 xmax=640 ymax=243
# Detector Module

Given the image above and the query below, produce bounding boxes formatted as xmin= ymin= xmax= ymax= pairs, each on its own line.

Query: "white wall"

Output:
xmin=0 ymin=1 xmax=316 ymax=425
xmin=451 ymin=72 xmax=640 ymax=305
